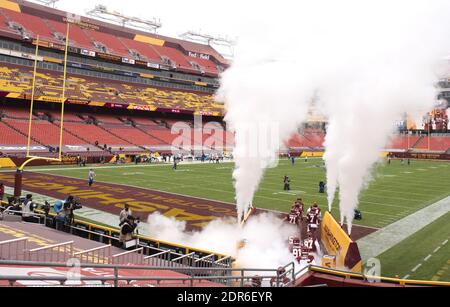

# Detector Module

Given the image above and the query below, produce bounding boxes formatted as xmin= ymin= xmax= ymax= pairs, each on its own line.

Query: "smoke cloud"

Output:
xmin=218 ymin=0 xmax=450 ymax=231
xmin=147 ymin=212 xmax=301 ymax=270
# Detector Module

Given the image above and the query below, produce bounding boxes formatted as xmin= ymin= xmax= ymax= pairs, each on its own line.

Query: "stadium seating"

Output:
xmin=61 ymin=122 xmax=133 ymax=146
xmin=414 ymin=136 xmax=450 ymax=151
xmin=2 ymin=107 xmax=35 ymax=119
xmin=0 ymin=120 xmax=30 ymax=145
xmin=103 ymin=126 xmax=163 ymax=146
xmin=4 ymin=118 xmax=86 ymax=146
xmin=152 ymin=45 xmax=197 ymax=73
xmin=386 ymin=135 xmax=420 ymax=150
xmin=45 ymin=19 xmax=94 ymax=49
xmin=0 ymin=7 xmax=222 ymax=75
xmin=189 ymin=56 xmax=219 ymax=75
xmin=84 ymin=29 xmax=130 ymax=56
xmin=47 ymin=111 xmax=84 ymax=123
xmin=93 ymin=114 xmax=124 ymax=125
xmin=119 ymin=37 xmax=163 ymax=63
xmin=286 ymin=132 xmax=325 ymax=148
xmin=0 ymin=64 xmax=222 ymax=114
xmin=3 ymin=108 xmax=450 ymax=154
xmin=1 ymin=9 xmax=56 ymax=42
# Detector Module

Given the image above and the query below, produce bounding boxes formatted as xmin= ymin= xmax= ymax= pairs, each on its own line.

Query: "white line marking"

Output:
xmin=424 ymin=255 xmax=432 ymax=262
xmin=442 ymin=239 xmax=449 ymax=246
xmin=411 ymin=264 xmax=422 ymax=272
xmin=403 ymin=275 xmax=410 ymax=280
xmin=433 ymin=246 xmax=441 ymax=253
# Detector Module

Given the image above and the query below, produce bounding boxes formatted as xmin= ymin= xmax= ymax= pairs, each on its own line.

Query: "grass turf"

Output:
xmin=378 ymin=211 xmax=450 ymax=282
xmin=34 ymin=158 xmax=450 ymax=230
xmin=22 ymin=158 xmax=450 ymax=282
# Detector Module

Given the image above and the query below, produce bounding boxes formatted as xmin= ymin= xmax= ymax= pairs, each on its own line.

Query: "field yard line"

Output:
xmin=18 ymin=160 xmax=449 ymax=195
xmin=95 ymin=167 xmax=432 ymax=204
xmin=404 ymin=238 xmax=449 ymax=279
xmin=32 ymin=175 xmax=404 ymax=219
xmin=35 ymin=168 xmax=418 ymax=219
xmin=357 ymin=195 xmax=450 ymax=261
xmin=411 ymin=264 xmax=422 ymax=272
xmin=0 ymin=160 xmax=237 ymax=173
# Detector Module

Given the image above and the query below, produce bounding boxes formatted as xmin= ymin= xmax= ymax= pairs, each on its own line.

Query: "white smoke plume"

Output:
xmin=218 ymin=0 xmax=450 ymax=232
xmin=148 ymin=212 xmax=300 ymax=270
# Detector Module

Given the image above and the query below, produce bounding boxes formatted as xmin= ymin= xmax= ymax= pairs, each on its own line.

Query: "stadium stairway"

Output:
xmin=133 ymin=125 xmax=175 ymax=148
xmin=411 ymin=135 xmax=425 ymax=150
xmin=49 ymin=121 xmax=103 ymax=151
xmin=95 ymin=124 xmax=146 ymax=150
xmin=414 ymin=135 xmax=450 ymax=152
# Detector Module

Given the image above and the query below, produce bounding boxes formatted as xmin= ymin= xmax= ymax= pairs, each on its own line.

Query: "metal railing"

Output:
xmin=0 ymin=260 xmax=295 ymax=288
xmin=0 ymin=238 xmax=28 ymax=261
xmin=215 ymin=256 xmax=233 ymax=268
xmin=144 ymin=250 xmax=173 ymax=267
xmin=195 ymin=254 xmax=216 ymax=268
xmin=111 ymin=248 xmax=144 ymax=265
xmin=172 ymin=252 xmax=196 ymax=268
xmin=1 ymin=206 xmax=232 ymax=269
xmin=27 ymin=241 xmax=74 ymax=263
xmin=74 ymin=245 xmax=112 ymax=265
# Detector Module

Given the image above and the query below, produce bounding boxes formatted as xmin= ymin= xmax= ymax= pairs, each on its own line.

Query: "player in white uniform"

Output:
xmin=88 ymin=169 xmax=96 ymax=187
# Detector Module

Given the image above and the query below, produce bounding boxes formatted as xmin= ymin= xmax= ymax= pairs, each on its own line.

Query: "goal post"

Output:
xmin=14 ymin=23 xmax=71 ymax=197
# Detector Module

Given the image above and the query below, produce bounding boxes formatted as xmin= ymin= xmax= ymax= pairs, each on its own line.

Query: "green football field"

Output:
xmin=26 ymin=158 xmax=450 ymax=282
xmin=378 ymin=211 xmax=450 ymax=281
xmin=36 ymin=158 xmax=450 ymax=229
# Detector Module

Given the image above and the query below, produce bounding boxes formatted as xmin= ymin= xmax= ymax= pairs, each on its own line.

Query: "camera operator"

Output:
xmin=6 ymin=197 xmax=22 ymax=215
xmin=22 ymin=194 xmax=37 ymax=223
xmin=119 ymin=216 xmax=140 ymax=249
xmin=54 ymin=196 xmax=81 ymax=226
xmin=119 ymin=204 xmax=133 ymax=226
xmin=42 ymin=201 xmax=52 ymax=217
xmin=64 ymin=196 xmax=82 ymax=225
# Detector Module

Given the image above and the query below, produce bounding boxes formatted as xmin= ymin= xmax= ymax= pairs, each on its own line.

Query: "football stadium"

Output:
xmin=0 ymin=0 xmax=449 ymax=290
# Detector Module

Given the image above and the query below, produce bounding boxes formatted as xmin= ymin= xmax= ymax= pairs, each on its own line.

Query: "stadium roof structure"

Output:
xmin=27 ymin=0 xmax=58 ymax=7
xmin=86 ymin=4 xmax=162 ymax=34
xmin=180 ymin=31 xmax=236 ymax=60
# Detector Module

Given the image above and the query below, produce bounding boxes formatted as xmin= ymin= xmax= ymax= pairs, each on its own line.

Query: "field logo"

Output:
xmin=363 ymin=258 xmax=381 ymax=283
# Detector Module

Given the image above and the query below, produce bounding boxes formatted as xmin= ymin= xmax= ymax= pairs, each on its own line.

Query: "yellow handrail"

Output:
xmin=309 ymin=266 xmax=450 ymax=287
xmin=33 ymin=209 xmax=228 ymax=259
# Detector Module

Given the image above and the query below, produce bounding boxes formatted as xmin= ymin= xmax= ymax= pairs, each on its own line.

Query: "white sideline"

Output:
xmin=0 ymin=160 xmax=236 ymax=173
xmin=357 ymin=195 xmax=450 ymax=261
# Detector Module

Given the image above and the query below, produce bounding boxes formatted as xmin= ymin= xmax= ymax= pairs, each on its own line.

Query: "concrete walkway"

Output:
xmin=357 ymin=195 xmax=450 ymax=261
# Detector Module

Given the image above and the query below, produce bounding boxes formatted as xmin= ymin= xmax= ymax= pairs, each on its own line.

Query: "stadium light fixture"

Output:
xmin=27 ymin=0 xmax=60 ymax=8
xmin=86 ymin=4 xmax=162 ymax=33
xmin=180 ymin=30 xmax=237 ymax=59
